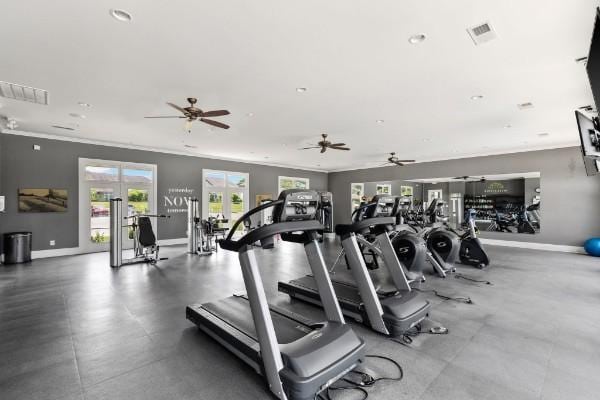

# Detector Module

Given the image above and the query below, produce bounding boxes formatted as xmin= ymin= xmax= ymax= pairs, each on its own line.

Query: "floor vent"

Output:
xmin=467 ymin=21 xmax=497 ymax=45
xmin=0 ymin=81 xmax=49 ymax=105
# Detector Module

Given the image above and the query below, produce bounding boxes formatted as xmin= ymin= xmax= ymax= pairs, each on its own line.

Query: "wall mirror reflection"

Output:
xmin=352 ymin=172 xmax=541 ymax=235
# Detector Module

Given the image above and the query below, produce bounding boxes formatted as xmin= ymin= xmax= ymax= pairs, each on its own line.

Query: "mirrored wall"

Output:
xmin=351 ymin=172 xmax=541 ymax=235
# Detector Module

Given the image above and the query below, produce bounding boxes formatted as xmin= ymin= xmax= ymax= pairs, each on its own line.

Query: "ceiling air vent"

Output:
xmin=0 ymin=81 xmax=49 ymax=105
xmin=517 ymin=102 xmax=534 ymax=110
xmin=467 ymin=21 xmax=497 ymax=45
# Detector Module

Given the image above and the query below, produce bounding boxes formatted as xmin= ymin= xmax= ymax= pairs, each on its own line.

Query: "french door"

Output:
xmin=202 ymin=170 xmax=249 ymax=234
xmin=79 ymin=159 xmax=157 ymax=253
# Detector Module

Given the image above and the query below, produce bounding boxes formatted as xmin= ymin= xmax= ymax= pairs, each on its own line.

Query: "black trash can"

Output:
xmin=3 ymin=232 xmax=32 ymax=264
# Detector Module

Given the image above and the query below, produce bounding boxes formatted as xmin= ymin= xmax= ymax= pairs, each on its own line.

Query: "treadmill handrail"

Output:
xmin=335 ymin=216 xmax=396 ymax=236
xmin=220 ymin=220 xmax=324 ymax=252
xmin=225 ymin=199 xmax=284 ymax=241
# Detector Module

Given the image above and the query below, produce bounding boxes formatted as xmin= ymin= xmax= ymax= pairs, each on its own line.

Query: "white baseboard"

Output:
xmin=31 ymin=247 xmax=82 ymax=259
xmin=14 ymin=237 xmax=586 ymax=261
xmin=479 ymin=238 xmax=585 ymax=254
xmin=24 ymin=238 xmax=188 ymax=260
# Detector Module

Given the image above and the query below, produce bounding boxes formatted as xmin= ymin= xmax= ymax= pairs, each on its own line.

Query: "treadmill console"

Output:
xmin=365 ymin=195 xmax=398 ymax=218
xmin=274 ymin=189 xmax=319 ymax=222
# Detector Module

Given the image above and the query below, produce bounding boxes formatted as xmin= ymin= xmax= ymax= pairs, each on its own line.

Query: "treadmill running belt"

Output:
xmin=201 ymin=296 xmax=313 ymax=344
xmin=287 ymin=276 xmax=363 ymax=305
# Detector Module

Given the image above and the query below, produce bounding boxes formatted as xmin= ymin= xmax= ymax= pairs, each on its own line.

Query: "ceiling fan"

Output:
xmin=300 ymin=134 xmax=350 ymax=153
xmin=381 ymin=152 xmax=415 ymax=167
xmin=145 ymin=97 xmax=230 ymax=132
xmin=454 ymin=175 xmax=486 ymax=182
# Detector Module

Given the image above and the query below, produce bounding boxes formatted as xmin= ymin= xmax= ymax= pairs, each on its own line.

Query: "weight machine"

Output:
xmin=109 ymin=198 xmax=169 ymax=268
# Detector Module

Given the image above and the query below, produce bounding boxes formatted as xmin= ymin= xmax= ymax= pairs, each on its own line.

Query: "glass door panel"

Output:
xmin=90 ymin=187 xmax=114 ymax=244
xmin=208 ymin=192 xmax=224 ymax=219
xmin=230 ymin=191 xmax=244 ymax=232
xmin=123 ymin=186 xmax=152 ymax=248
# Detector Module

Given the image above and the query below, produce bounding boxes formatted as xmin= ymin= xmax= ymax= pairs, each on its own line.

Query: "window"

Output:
xmin=85 ymin=166 xmax=119 ymax=181
xmin=202 ymin=170 xmax=249 ymax=230
xmin=351 ymin=183 xmax=364 ymax=212
xmin=376 ymin=183 xmax=391 ymax=195
xmin=123 ymin=169 xmax=153 ymax=183
xmin=278 ymin=176 xmax=309 ymax=194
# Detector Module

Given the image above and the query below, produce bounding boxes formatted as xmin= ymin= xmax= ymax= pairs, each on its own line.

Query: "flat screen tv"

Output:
xmin=575 ymin=110 xmax=600 ymax=176
xmin=586 ymin=8 xmax=600 ymax=111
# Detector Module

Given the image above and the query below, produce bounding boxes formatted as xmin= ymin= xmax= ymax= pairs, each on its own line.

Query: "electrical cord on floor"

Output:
xmin=413 ymin=288 xmax=473 ymax=304
xmin=315 ymin=355 xmax=404 ymax=400
xmin=454 ymin=273 xmax=492 ymax=285
xmin=391 ymin=323 xmax=450 ymax=345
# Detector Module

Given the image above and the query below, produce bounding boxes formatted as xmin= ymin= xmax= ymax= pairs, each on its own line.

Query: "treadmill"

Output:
xmin=279 ymin=195 xmax=430 ymax=337
xmin=186 ymin=190 xmax=365 ymax=400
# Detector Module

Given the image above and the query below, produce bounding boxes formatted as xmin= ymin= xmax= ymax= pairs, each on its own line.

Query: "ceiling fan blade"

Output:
xmin=144 ymin=116 xmax=187 ymax=118
xmin=330 ymin=146 xmax=351 ymax=151
xmin=166 ymin=102 xmax=187 ymax=114
xmin=395 ymin=160 xmax=415 ymax=163
xmin=320 ymin=147 xmax=327 ymax=153
xmin=299 ymin=146 xmax=320 ymax=150
xmin=393 ymin=162 xmax=405 ymax=166
xmin=200 ymin=118 xmax=230 ymax=129
xmin=328 ymin=143 xmax=346 ymax=147
xmin=201 ymin=110 xmax=230 ymax=117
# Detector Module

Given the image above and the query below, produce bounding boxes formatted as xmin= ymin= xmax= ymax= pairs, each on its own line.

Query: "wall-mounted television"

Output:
xmin=587 ymin=8 xmax=600 ymax=111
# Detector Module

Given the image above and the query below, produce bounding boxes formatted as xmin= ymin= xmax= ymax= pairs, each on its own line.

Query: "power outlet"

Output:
xmin=49 ymin=240 xmax=56 ymax=246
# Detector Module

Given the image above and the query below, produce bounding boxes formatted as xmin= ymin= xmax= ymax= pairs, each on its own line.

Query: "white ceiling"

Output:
xmin=0 ymin=0 xmax=598 ymax=171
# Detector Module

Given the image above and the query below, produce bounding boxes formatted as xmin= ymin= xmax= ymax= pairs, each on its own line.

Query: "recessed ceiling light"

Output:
xmin=408 ymin=34 xmax=426 ymax=44
xmin=422 ymin=138 xmax=431 ymax=142
xmin=504 ymin=124 xmax=512 ymax=129
xmin=376 ymin=119 xmax=384 ymax=124
xmin=296 ymin=87 xmax=307 ymax=93
xmin=110 ymin=9 xmax=132 ymax=22
xmin=69 ymin=113 xmax=86 ymax=119
xmin=78 ymin=102 xmax=91 ymax=107
xmin=246 ymin=112 xmax=254 ymax=117
xmin=538 ymin=133 xmax=549 ymax=137
xmin=470 ymin=95 xmax=484 ymax=100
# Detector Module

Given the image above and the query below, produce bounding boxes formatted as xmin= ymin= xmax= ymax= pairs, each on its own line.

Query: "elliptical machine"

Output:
xmin=391 ymin=197 xmax=455 ymax=279
xmin=454 ymin=208 xmax=490 ymax=268
xmin=420 ymin=198 xmax=462 ymax=275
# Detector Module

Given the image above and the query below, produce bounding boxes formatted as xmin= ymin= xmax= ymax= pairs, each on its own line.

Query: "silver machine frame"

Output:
xmin=109 ymin=198 xmax=163 ymax=268
xmin=187 ymin=198 xmax=212 ymax=256
xmin=236 ymin=237 xmax=346 ymax=399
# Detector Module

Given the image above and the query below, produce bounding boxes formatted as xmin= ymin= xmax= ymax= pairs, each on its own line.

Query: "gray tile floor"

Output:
xmin=1 ymin=241 xmax=599 ymax=400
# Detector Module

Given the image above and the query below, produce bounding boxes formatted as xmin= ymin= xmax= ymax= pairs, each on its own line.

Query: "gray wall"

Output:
xmin=329 ymin=147 xmax=600 ymax=246
xmin=0 ymin=133 xmax=327 ymax=251
xmin=524 ymin=177 xmax=541 ymax=205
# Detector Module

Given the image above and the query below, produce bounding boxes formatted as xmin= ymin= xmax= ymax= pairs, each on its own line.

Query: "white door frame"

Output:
xmin=78 ymin=158 xmax=157 ymax=253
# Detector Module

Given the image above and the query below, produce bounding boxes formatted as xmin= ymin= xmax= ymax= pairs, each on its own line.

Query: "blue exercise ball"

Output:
xmin=584 ymin=238 xmax=600 ymax=256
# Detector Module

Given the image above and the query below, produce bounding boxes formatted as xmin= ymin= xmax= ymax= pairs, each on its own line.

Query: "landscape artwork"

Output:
xmin=18 ymin=189 xmax=68 ymax=212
